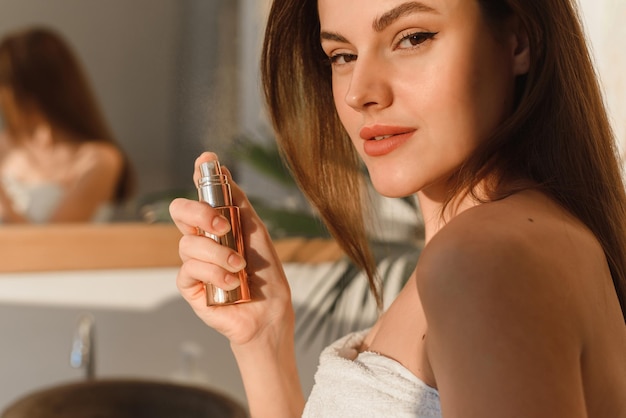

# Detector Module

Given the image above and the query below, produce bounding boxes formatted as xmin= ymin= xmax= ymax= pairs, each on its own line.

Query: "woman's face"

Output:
xmin=318 ymin=0 xmax=527 ymax=202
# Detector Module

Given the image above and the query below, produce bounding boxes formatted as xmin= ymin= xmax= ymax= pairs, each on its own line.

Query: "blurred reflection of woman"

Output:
xmin=0 ymin=26 xmax=134 ymax=223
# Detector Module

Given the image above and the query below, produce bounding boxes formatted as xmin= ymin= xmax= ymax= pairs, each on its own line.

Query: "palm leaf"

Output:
xmin=248 ymin=197 xmax=330 ymax=239
xmin=294 ymin=240 xmax=421 ymax=347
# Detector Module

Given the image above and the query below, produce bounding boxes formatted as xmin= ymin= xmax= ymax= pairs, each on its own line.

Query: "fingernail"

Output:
xmin=228 ymin=253 xmax=246 ymax=270
xmin=212 ymin=215 xmax=231 ymax=234
xmin=224 ymin=273 xmax=241 ymax=287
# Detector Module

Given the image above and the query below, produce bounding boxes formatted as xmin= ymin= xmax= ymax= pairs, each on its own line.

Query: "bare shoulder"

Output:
xmin=417 ymin=190 xmax=605 ymax=325
xmin=415 ymin=190 xmax=609 ymax=415
xmin=418 ymin=190 xmax=604 ymax=291
xmin=0 ymin=145 xmax=28 ymax=174
xmin=75 ymin=141 xmax=124 ymax=172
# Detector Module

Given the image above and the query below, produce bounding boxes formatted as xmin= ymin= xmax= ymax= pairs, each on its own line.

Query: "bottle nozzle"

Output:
xmin=198 ymin=159 xmax=232 ymax=207
xmin=200 ymin=160 xmax=221 ymax=179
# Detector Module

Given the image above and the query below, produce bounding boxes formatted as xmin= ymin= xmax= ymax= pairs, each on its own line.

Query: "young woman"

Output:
xmin=0 ymin=27 xmax=134 ymax=223
xmin=169 ymin=0 xmax=626 ymax=416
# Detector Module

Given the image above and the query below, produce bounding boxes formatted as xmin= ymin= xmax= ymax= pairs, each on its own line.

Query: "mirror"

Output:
xmin=0 ymin=0 xmax=267 ymax=222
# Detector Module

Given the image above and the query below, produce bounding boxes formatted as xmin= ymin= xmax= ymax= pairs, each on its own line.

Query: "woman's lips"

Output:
xmin=359 ymin=125 xmax=416 ymax=157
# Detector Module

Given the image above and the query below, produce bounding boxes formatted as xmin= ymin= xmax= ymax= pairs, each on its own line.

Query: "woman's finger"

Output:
xmin=178 ymin=234 xmax=246 ymax=274
xmin=177 ymin=257 xmax=242 ymax=293
xmin=169 ymin=197 xmax=232 ymax=237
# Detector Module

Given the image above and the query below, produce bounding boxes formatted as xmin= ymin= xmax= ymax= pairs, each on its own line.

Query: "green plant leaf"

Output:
xmin=232 ymin=135 xmax=297 ymax=188
xmin=248 ymin=198 xmax=329 ymax=239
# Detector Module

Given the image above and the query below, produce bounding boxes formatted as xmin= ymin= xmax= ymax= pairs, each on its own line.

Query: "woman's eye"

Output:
xmin=328 ymin=53 xmax=357 ymax=66
xmin=397 ymin=31 xmax=437 ymax=49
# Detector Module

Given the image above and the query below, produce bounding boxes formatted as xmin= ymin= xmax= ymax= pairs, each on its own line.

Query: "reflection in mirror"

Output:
xmin=0 ymin=0 xmax=242 ymax=223
xmin=0 ymin=26 xmax=135 ymax=223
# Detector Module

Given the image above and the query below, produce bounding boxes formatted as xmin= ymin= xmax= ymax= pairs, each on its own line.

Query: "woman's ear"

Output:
xmin=509 ymin=16 xmax=530 ymax=76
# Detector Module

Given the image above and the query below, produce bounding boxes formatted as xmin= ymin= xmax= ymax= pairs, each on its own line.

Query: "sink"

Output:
xmin=1 ymin=379 xmax=247 ymax=418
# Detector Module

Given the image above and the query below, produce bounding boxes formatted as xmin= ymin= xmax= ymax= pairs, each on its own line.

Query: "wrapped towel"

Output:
xmin=302 ymin=330 xmax=441 ymax=418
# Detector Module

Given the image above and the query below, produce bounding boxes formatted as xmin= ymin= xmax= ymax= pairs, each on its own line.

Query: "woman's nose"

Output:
xmin=344 ymin=55 xmax=392 ymax=111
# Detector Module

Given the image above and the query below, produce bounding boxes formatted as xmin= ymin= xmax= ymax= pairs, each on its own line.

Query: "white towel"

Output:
xmin=302 ymin=330 xmax=441 ymax=418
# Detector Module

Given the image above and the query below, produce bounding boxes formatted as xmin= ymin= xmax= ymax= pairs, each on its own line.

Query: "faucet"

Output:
xmin=70 ymin=313 xmax=96 ymax=380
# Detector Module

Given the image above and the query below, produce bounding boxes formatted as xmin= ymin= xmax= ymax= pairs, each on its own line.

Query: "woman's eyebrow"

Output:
xmin=320 ymin=31 xmax=348 ymax=43
xmin=320 ymin=1 xmax=437 ymax=43
xmin=373 ymin=2 xmax=438 ymax=32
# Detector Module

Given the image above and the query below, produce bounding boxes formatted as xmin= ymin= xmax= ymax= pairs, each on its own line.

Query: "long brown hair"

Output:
xmin=261 ymin=0 xmax=626 ymax=320
xmin=0 ymin=26 xmax=134 ymax=202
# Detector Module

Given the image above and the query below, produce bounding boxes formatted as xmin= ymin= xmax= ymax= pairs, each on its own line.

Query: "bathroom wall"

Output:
xmin=578 ymin=0 xmax=626 ymax=159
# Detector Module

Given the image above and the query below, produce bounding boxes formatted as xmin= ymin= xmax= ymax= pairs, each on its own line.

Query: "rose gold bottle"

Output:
xmin=197 ymin=159 xmax=250 ymax=305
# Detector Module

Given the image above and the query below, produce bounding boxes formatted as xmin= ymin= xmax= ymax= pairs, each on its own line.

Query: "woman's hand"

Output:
xmin=170 ymin=152 xmax=306 ymax=417
xmin=169 ymin=152 xmax=295 ymax=348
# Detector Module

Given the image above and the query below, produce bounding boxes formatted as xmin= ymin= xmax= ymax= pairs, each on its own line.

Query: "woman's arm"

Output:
xmin=231 ymin=317 xmax=305 ymax=417
xmin=169 ymin=152 xmax=305 ymax=417
xmin=0 ymin=179 xmax=28 ymax=223
xmin=417 ymin=218 xmax=588 ymax=418
xmin=0 ymin=134 xmax=28 ymax=223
